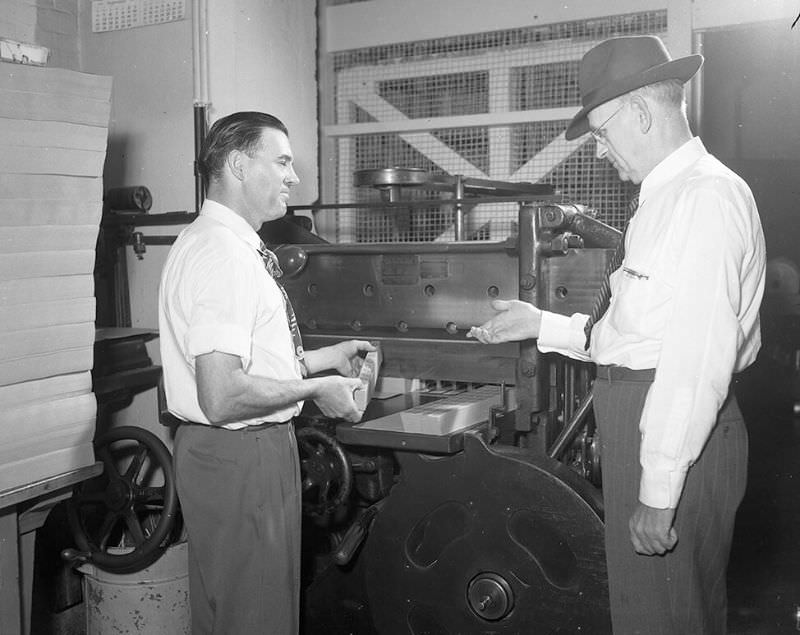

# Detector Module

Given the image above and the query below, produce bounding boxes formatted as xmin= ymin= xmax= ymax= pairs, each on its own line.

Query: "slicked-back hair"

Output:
xmin=198 ymin=111 xmax=289 ymax=189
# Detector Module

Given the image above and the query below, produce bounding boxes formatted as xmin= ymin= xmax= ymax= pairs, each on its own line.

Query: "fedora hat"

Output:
xmin=565 ymin=35 xmax=703 ymax=140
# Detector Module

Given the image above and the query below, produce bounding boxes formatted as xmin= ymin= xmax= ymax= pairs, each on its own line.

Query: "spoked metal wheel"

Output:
xmin=65 ymin=425 xmax=180 ymax=574
xmin=296 ymin=426 xmax=353 ymax=517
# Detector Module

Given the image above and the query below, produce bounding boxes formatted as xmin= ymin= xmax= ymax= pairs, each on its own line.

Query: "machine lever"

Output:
xmin=333 ymin=500 xmax=385 ymax=566
xmin=61 ymin=548 xmax=92 ymax=567
xmin=548 ymin=390 xmax=594 ymax=461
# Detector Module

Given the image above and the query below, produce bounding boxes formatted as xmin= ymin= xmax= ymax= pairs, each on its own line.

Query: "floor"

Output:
xmin=726 ymin=358 xmax=800 ymax=634
xmin=29 ymin=357 xmax=800 ymax=634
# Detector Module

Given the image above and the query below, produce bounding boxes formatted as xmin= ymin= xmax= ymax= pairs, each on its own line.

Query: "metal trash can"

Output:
xmin=79 ymin=541 xmax=190 ymax=634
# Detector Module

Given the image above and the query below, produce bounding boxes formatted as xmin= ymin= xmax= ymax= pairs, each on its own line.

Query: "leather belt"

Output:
xmin=241 ymin=420 xmax=291 ymax=431
xmin=180 ymin=419 xmax=292 ymax=431
xmin=595 ymin=365 xmax=656 ymax=382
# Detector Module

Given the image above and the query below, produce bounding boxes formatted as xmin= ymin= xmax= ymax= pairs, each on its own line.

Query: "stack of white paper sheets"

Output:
xmin=0 ymin=61 xmax=111 ymax=491
xmin=398 ymin=385 xmax=501 ymax=435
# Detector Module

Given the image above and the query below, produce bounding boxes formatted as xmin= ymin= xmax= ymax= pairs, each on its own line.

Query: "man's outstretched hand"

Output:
xmin=467 ymin=299 xmax=542 ymax=344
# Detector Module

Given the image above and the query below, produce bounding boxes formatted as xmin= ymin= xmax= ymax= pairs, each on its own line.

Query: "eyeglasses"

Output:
xmin=589 ymin=103 xmax=625 ymax=143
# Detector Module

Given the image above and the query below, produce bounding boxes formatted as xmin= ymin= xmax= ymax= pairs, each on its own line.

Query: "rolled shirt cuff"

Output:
xmin=186 ymin=324 xmax=253 ymax=370
xmin=537 ymin=310 xmax=591 ymax=356
xmin=639 ymin=465 xmax=688 ymax=509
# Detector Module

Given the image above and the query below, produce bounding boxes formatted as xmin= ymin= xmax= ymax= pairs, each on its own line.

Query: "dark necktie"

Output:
xmin=583 ymin=192 xmax=640 ymax=350
xmin=259 ymin=242 xmax=305 ymax=363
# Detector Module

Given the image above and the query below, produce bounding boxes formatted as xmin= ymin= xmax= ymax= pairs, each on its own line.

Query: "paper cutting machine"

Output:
xmin=271 ymin=168 xmax=621 ymax=634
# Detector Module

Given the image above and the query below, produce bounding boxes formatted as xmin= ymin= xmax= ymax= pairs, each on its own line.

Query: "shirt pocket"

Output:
xmin=610 ymin=254 xmax=674 ymax=337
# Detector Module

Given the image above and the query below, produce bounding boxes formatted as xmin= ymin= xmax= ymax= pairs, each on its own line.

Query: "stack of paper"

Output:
xmin=0 ymin=61 xmax=111 ymax=491
xmin=399 ymin=385 xmax=501 ymax=435
xmin=353 ymin=344 xmax=382 ymax=411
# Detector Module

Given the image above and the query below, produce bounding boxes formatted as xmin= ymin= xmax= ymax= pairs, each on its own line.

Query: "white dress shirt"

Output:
xmin=158 ymin=199 xmax=303 ymax=429
xmin=538 ymin=137 xmax=766 ymax=508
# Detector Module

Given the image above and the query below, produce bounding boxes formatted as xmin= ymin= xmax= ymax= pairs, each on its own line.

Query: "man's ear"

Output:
xmin=630 ymin=95 xmax=652 ymax=134
xmin=226 ymin=149 xmax=246 ymax=181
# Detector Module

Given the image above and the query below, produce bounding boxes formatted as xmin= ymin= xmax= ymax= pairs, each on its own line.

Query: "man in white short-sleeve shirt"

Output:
xmin=159 ymin=111 xmax=374 ymax=634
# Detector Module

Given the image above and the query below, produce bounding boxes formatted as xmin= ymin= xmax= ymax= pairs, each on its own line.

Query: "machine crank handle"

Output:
xmin=61 ymin=548 xmax=92 ymax=567
xmin=333 ymin=500 xmax=385 ymax=566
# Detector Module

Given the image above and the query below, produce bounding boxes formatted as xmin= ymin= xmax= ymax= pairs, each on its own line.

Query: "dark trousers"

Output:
xmin=593 ymin=371 xmax=748 ymax=635
xmin=173 ymin=422 xmax=301 ymax=635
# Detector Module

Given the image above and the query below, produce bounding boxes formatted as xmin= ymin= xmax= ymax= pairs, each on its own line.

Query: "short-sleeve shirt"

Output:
xmin=158 ymin=199 xmax=303 ymax=429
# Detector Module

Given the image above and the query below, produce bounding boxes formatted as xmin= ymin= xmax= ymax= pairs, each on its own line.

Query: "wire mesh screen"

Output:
xmin=322 ymin=10 xmax=667 ymax=243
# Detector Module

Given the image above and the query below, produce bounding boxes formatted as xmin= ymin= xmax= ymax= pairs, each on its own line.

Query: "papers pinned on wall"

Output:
xmin=92 ymin=0 xmax=186 ymax=33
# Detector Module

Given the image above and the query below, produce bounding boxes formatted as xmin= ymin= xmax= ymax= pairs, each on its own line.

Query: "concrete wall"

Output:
xmin=0 ymin=0 xmax=80 ymax=69
xmin=206 ymin=0 xmax=319 ymax=206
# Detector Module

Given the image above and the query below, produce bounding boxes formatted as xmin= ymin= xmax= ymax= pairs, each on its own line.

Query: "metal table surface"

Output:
xmin=0 ymin=461 xmax=103 ymax=635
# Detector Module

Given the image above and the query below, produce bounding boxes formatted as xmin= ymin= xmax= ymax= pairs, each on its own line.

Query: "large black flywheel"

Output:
xmin=361 ymin=432 xmax=611 ymax=634
xmin=65 ymin=425 xmax=181 ymax=574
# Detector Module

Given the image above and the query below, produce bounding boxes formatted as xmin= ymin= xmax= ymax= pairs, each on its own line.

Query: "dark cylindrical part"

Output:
xmin=569 ymin=213 xmax=622 ymax=248
xmin=105 ymin=186 xmax=152 ymax=212
xmin=194 ymin=103 xmax=208 ymax=214
xmin=516 ymin=203 xmax=543 ymax=444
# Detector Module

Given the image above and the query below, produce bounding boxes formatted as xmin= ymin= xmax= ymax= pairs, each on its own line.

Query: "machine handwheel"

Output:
xmin=66 ymin=425 xmax=180 ymax=574
xmin=296 ymin=427 xmax=353 ymax=517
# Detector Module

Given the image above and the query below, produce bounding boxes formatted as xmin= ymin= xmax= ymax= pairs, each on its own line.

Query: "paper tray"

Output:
xmin=336 ymin=414 xmax=488 ymax=455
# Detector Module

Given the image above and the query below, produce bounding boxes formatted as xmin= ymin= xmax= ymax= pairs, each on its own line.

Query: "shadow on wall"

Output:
xmin=701 ymin=22 xmax=800 ymax=264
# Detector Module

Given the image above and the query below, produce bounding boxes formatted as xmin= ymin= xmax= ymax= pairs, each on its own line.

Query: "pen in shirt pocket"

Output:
xmin=622 ymin=266 xmax=649 ymax=280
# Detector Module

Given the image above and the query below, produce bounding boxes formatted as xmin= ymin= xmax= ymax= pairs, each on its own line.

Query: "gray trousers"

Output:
xmin=593 ymin=369 xmax=748 ymax=635
xmin=173 ymin=422 xmax=301 ymax=635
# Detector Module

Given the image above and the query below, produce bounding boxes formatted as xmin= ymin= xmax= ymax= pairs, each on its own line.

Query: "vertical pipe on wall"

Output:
xmin=317 ymin=0 xmax=341 ymax=240
xmin=193 ymin=104 xmax=207 ymax=211
xmin=192 ymin=0 xmax=210 ymax=212
xmin=691 ymin=30 xmax=704 ymax=137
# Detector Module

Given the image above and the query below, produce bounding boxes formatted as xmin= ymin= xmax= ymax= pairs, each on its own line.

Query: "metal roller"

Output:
xmin=105 ymin=186 xmax=153 ymax=212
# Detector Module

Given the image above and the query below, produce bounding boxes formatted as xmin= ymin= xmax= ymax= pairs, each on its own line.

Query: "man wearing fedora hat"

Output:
xmin=469 ymin=35 xmax=765 ymax=633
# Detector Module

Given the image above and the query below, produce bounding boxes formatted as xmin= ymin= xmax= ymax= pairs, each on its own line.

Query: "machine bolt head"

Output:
xmin=467 ymin=572 xmax=514 ymax=621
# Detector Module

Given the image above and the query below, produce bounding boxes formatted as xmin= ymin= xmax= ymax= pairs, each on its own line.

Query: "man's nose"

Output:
xmin=286 ymin=166 xmax=300 ymax=186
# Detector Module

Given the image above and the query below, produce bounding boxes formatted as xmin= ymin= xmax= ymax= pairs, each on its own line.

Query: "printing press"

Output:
xmin=270 ymin=168 xmax=621 ymax=634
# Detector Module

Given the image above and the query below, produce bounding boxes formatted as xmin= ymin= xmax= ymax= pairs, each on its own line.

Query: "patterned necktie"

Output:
xmin=259 ymin=242 xmax=305 ymax=364
xmin=583 ymin=191 xmax=640 ymax=350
